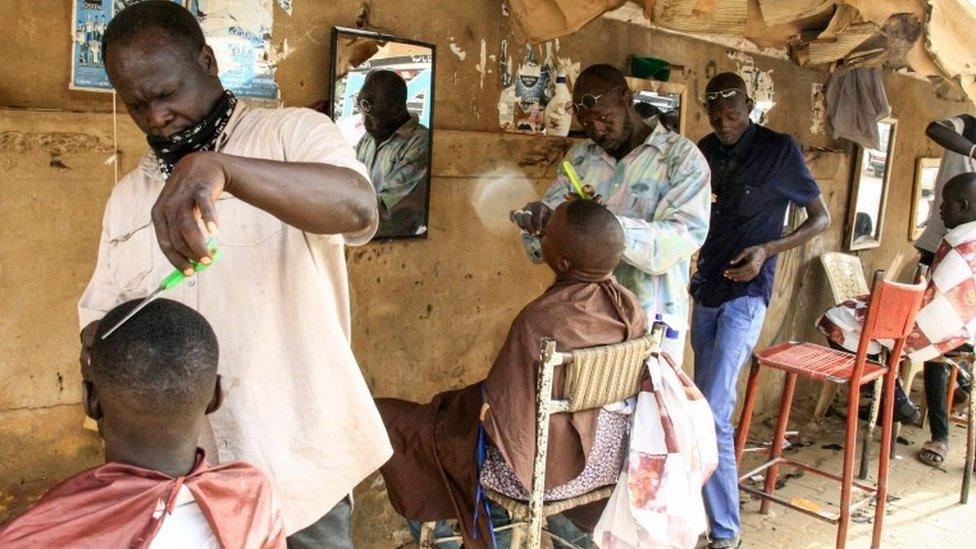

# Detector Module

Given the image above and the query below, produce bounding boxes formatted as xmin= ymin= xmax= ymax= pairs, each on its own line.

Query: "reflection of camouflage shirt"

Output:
xmin=356 ymin=116 xmax=430 ymax=236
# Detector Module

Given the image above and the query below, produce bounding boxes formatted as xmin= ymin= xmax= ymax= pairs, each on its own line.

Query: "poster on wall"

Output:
xmin=70 ymin=0 xmax=279 ymax=99
xmin=188 ymin=0 xmax=278 ymax=98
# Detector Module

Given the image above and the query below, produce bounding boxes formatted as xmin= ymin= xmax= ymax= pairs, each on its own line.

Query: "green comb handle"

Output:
xmin=160 ymin=240 xmax=221 ymax=290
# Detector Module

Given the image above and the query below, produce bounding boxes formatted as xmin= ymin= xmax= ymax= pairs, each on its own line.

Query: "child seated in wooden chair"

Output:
xmin=818 ymin=173 xmax=976 ymax=467
xmin=376 ymin=200 xmax=646 ymax=547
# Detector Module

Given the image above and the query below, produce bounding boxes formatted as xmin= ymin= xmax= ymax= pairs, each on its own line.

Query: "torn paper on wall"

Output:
xmin=191 ymin=0 xmax=279 ymax=98
xmin=449 ymin=37 xmax=467 ymax=61
xmin=727 ymin=50 xmax=775 ymax=124
xmin=70 ymin=0 xmax=185 ymax=92
xmin=476 ymin=39 xmax=488 ymax=89
xmin=500 ymin=39 xmax=512 ymax=87
xmin=810 ymin=82 xmax=826 ymax=136
xmin=498 ymin=45 xmax=553 ymax=134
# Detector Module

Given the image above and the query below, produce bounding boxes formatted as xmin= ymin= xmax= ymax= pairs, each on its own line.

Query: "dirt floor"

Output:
xmin=398 ymin=382 xmax=973 ymax=549
xmin=725 ymin=380 xmax=973 ymax=549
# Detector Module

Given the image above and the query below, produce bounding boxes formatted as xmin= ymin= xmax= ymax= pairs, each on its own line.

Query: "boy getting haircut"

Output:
xmin=0 ymin=299 xmax=285 ymax=549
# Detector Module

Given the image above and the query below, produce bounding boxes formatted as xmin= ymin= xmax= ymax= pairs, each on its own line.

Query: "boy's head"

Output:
xmin=941 ymin=172 xmax=976 ymax=230
xmin=542 ymin=200 xmax=624 ymax=281
xmin=85 ymin=299 xmax=221 ymax=440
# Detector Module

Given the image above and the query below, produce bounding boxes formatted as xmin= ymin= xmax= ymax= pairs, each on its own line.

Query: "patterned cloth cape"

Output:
xmin=818 ymin=220 xmax=976 ymax=363
xmin=593 ymin=352 xmax=717 ymax=548
xmin=0 ymin=450 xmax=285 ymax=549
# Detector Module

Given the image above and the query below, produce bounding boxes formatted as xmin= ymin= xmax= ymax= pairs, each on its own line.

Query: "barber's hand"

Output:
xmin=724 ymin=245 xmax=767 ymax=282
xmin=564 ymin=184 xmax=604 ymax=204
xmin=510 ymin=201 xmax=553 ymax=236
xmin=152 ymin=151 xmax=223 ymax=274
xmin=79 ymin=321 xmax=99 ymax=379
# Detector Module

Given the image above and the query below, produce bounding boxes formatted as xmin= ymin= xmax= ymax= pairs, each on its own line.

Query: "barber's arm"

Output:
xmin=927 ymin=117 xmax=975 ymax=157
xmin=614 ymin=143 xmax=712 ymax=275
xmin=725 ymin=140 xmax=831 ymax=282
xmin=724 ymin=196 xmax=830 ymax=281
xmin=152 ymin=111 xmax=378 ymax=272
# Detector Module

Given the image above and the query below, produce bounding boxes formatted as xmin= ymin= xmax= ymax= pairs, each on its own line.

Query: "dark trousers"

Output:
xmin=286 ymin=497 xmax=353 ymax=549
xmin=924 ymin=352 xmax=973 ymax=442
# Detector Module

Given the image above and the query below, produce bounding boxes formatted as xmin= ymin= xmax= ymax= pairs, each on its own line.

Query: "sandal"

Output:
xmin=917 ymin=440 xmax=948 ymax=467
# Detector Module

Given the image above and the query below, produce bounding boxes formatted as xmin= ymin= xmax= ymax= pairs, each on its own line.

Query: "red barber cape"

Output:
xmin=0 ymin=450 xmax=285 ymax=549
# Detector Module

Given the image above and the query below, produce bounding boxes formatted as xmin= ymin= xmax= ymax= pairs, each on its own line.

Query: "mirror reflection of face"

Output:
xmin=358 ymin=77 xmax=403 ymax=138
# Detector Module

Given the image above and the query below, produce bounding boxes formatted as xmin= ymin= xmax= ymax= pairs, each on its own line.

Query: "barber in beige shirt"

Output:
xmin=76 ymin=4 xmax=391 ymax=547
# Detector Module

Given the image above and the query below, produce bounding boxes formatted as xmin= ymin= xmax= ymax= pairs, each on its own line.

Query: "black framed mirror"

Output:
xmin=328 ymin=27 xmax=435 ymax=240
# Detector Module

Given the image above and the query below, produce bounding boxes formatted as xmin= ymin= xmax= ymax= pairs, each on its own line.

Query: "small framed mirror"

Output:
xmin=847 ymin=118 xmax=897 ymax=251
xmin=329 ymin=27 xmax=435 ymax=240
xmin=910 ymin=157 xmax=941 ymax=241
xmin=626 ymin=77 xmax=686 ymax=135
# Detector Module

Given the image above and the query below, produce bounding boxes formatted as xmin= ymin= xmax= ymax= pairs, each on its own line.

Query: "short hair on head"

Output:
xmin=705 ymin=72 xmax=748 ymax=94
xmin=364 ymin=70 xmax=408 ymax=104
xmin=561 ymin=199 xmax=624 ymax=272
xmin=575 ymin=64 xmax=629 ymax=95
xmin=102 ymin=1 xmax=205 ymax=62
xmin=945 ymin=172 xmax=976 ymax=198
xmin=91 ymin=298 xmax=218 ymax=416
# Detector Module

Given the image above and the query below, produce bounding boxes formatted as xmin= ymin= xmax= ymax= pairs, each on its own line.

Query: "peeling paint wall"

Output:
xmin=0 ymin=1 xmax=974 ymax=546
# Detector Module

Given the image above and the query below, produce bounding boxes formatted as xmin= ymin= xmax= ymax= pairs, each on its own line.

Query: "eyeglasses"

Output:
xmin=570 ymin=88 xmax=625 ymax=114
xmin=702 ymin=88 xmax=741 ymax=103
xmin=357 ymin=97 xmax=372 ymax=114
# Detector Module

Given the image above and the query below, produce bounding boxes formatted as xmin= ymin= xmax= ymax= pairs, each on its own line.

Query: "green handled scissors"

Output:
xmin=100 ymin=237 xmax=221 ymax=340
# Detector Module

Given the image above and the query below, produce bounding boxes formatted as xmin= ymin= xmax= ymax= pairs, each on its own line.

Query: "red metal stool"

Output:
xmin=734 ymin=271 xmax=925 ymax=549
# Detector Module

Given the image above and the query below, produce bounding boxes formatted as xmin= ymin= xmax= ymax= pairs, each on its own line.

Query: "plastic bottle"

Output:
xmin=545 ymin=72 xmax=573 ymax=137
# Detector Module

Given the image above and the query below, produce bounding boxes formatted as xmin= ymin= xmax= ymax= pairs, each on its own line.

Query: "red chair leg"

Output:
xmin=963 ymin=383 xmax=976 ymax=504
xmin=735 ymin=359 xmax=761 ymax=467
xmin=838 ymin=381 xmax=862 ymax=549
xmin=948 ymin=362 xmax=959 ymax=424
xmin=872 ymin=369 xmax=898 ymax=548
xmin=761 ymin=372 xmax=797 ymax=515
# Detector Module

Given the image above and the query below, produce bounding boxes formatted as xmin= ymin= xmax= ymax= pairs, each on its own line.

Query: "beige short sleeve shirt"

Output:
xmin=78 ymin=105 xmax=391 ymax=533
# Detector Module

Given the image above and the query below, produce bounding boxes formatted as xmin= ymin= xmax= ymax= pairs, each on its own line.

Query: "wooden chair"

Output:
xmin=419 ymin=323 xmax=665 ymax=548
xmin=734 ymin=271 xmax=925 ymax=549
xmin=814 ymin=253 xmax=871 ymax=421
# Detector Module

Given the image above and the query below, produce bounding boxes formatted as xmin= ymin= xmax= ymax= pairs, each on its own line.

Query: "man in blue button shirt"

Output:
xmin=692 ymin=73 xmax=830 ymax=548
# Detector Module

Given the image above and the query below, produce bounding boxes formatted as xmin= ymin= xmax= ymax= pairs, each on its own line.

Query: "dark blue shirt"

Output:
xmin=691 ymin=123 xmax=821 ymax=308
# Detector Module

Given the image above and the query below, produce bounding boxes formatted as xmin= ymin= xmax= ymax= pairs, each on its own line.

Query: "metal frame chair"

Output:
xmin=734 ymin=271 xmax=926 ymax=549
xmin=419 ymin=323 xmax=665 ymax=548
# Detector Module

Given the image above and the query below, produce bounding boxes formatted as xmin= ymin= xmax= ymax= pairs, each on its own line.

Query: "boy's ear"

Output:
xmin=205 ymin=375 xmax=224 ymax=415
xmin=82 ymin=380 xmax=103 ymax=421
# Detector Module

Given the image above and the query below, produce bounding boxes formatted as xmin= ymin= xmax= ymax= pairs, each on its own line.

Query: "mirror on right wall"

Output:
xmin=847 ymin=118 xmax=897 ymax=251
xmin=625 ymin=77 xmax=686 ymax=135
xmin=910 ymin=157 xmax=941 ymax=241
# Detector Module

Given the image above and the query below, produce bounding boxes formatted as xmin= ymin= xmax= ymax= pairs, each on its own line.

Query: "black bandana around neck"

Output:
xmin=147 ymin=90 xmax=238 ymax=177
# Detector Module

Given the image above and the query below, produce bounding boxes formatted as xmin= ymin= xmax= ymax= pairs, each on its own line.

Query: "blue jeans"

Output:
xmin=691 ymin=296 xmax=767 ymax=541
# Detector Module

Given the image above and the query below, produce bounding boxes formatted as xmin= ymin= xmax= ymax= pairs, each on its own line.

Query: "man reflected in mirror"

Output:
xmin=356 ymin=70 xmax=431 ymax=237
